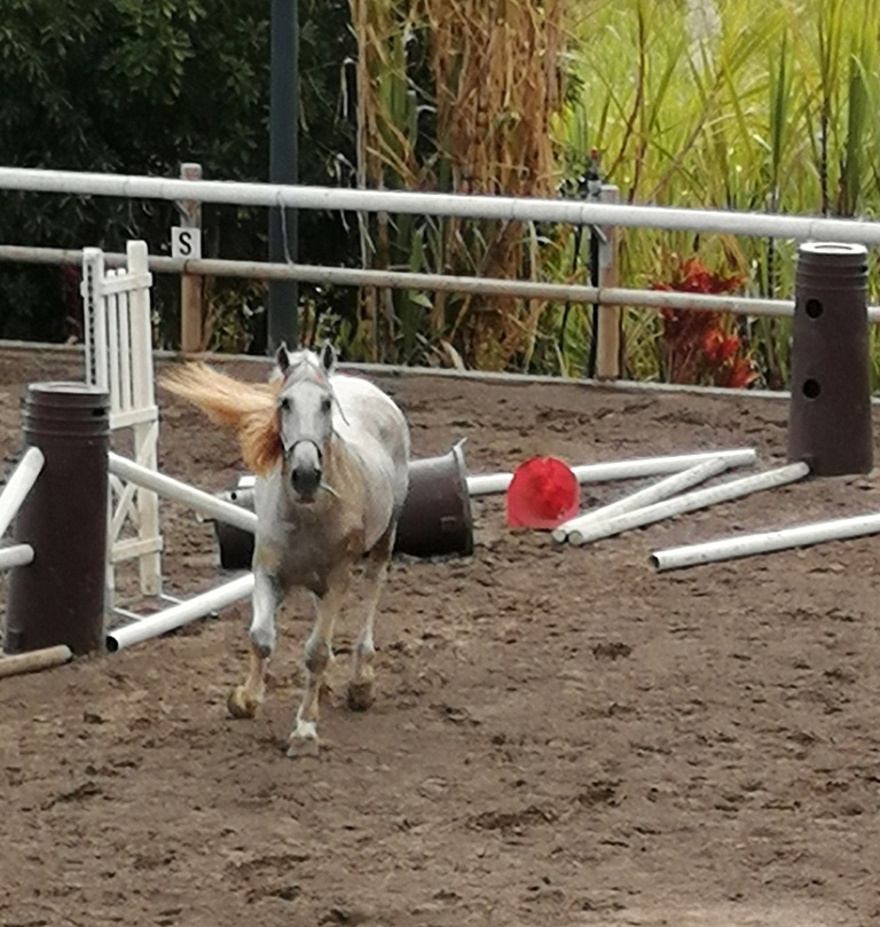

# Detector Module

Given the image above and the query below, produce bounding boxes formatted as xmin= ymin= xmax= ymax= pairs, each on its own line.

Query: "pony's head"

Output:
xmin=275 ymin=340 xmax=339 ymax=503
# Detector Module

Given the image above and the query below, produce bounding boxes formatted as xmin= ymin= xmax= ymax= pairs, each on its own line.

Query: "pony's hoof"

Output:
xmin=346 ymin=680 xmax=375 ymax=712
xmin=286 ymin=734 xmax=320 ymax=758
xmin=227 ymin=686 xmax=259 ymax=719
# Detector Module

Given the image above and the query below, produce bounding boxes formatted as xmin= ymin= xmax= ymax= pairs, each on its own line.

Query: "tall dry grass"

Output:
xmin=350 ymin=0 xmax=568 ymax=369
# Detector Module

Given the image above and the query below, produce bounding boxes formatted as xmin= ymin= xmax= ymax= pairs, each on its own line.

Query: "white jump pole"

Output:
xmin=108 ymin=452 xmax=258 ymax=533
xmin=106 ymin=573 xmax=255 ymax=652
xmin=567 ymin=461 xmax=810 ymax=547
xmin=552 ymin=456 xmax=734 ymax=542
xmin=651 ymin=509 xmax=880 ymax=572
xmin=0 ymin=544 xmax=35 ymax=570
xmin=466 ymin=447 xmax=757 ymax=497
xmin=0 ymin=447 xmax=45 ymax=538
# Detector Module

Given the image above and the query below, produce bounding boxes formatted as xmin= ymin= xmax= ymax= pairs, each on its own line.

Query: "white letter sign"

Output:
xmin=171 ymin=226 xmax=202 ymax=260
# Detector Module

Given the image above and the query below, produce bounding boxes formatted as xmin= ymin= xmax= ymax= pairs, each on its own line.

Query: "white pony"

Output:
xmin=162 ymin=342 xmax=410 ymax=755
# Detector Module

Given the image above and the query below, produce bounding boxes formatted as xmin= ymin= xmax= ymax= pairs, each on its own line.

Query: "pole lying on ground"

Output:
xmin=552 ymin=456 xmax=734 ymax=542
xmin=567 ymin=462 xmax=810 ymax=547
xmin=0 ymin=544 xmax=34 ymax=570
xmin=0 ymin=447 xmax=45 ymax=538
xmin=465 ymin=447 xmax=757 ymax=497
xmin=106 ymin=573 xmax=255 ymax=652
xmin=651 ymin=508 xmax=880 ymax=572
xmin=0 ymin=644 xmax=72 ymax=679
xmin=108 ymin=452 xmax=258 ymax=533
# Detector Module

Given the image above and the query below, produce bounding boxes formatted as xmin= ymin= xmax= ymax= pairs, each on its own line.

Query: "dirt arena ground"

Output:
xmin=2 ymin=345 xmax=880 ymax=927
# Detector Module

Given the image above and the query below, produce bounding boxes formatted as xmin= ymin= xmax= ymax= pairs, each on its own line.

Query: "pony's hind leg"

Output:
xmin=347 ymin=527 xmax=395 ymax=712
xmin=228 ymin=568 xmax=279 ymax=719
xmin=287 ymin=565 xmax=349 ymax=757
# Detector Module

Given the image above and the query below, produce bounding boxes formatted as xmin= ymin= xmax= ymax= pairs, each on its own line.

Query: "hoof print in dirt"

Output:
xmin=592 ymin=641 xmax=633 ymax=661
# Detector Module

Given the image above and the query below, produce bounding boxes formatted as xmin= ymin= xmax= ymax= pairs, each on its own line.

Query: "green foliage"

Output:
xmin=0 ymin=0 xmax=358 ymax=345
xmin=556 ymin=0 xmax=880 ymax=386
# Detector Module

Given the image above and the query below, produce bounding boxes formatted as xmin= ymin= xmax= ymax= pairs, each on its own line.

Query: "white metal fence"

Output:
xmin=3 ymin=166 xmax=880 ymax=244
xmin=3 ymin=165 xmax=880 ymax=373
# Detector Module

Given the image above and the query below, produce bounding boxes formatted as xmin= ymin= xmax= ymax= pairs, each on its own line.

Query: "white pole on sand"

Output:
xmin=465 ymin=447 xmax=757 ymax=497
xmin=0 ymin=544 xmax=34 ymax=570
xmin=106 ymin=573 xmax=255 ymax=652
xmin=567 ymin=462 xmax=810 ymax=547
xmin=0 ymin=447 xmax=45 ymax=538
xmin=108 ymin=452 xmax=258 ymax=533
xmin=0 ymin=644 xmax=73 ymax=679
xmin=552 ymin=456 xmax=734 ymax=542
xmin=651 ymin=509 xmax=880 ymax=572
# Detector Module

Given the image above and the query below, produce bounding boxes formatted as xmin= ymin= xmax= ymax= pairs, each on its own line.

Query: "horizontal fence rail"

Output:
xmin=4 ymin=243 xmax=880 ymax=323
xmin=4 ymin=166 xmax=880 ymax=243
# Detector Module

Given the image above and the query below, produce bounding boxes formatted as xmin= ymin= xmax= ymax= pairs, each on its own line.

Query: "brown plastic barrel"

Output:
xmin=213 ymin=485 xmax=256 ymax=570
xmin=214 ymin=443 xmax=475 ymax=568
xmin=787 ymin=242 xmax=873 ymax=476
xmin=395 ymin=442 xmax=474 ymax=559
xmin=4 ymin=382 xmax=110 ymax=655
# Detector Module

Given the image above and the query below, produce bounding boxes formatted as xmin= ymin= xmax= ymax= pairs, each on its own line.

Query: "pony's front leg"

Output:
xmin=287 ymin=566 xmax=349 ymax=757
xmin=227 ymin=568 xmax=279 ymax=720
xmin=347 ymin=527 xmax=395 ymax=712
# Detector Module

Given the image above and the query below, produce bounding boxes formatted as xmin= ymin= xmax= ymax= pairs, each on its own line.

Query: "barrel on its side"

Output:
xmin=395 ymin=442 xmax=474 ymax=559
xmin=4 ymin=382 xmax=110 ymax=655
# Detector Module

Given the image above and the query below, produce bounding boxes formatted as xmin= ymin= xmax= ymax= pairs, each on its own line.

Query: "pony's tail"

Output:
xmin=159 ymin=363 xmax=283 ymax=474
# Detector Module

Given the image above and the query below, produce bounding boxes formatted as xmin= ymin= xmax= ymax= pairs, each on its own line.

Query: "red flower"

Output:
xmin=651 ymin=255 xmax=756 ymax=389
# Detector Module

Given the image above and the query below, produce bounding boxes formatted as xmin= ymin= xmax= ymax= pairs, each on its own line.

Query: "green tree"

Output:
xmin=0 ymin=0 xmax=358 ymax=345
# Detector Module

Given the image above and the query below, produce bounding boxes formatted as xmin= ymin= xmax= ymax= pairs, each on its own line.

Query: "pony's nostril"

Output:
xmin=291 ymin=465 xmax=321 ymax=497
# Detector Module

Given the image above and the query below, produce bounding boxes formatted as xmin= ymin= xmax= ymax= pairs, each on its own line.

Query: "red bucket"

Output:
xmin=505 ymin=456 xmax=580 ymax=530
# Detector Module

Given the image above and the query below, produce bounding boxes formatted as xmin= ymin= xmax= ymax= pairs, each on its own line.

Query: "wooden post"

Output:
xmin=178 ymin=162 xmax=204 ymax=353
xmin=595 ymin=184 xmax=621 ymax=380
xmin=0 ymin=645 xmax=72 ymax=679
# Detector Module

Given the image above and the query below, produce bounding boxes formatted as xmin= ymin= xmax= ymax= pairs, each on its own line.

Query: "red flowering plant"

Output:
xmin=651 ymin=255 xmax=757 ymax=388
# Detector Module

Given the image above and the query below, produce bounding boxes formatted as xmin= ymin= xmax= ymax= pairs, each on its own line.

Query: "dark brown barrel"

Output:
xmin=395 ymin=442 xmax=474 ymax=558
xmin=787 ymin=242 xmax=873 ymax=476
xmin=4 ymin=382 xmax=110 ymax=655
xmin=214 ymin=485 xmax=256 ymax=570
xmin=214 ymin=443 xmax=475 ymax=568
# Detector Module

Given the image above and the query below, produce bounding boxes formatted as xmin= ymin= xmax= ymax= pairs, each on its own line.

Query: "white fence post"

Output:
xmin=81 ymin=240 xmax=163 ymax=602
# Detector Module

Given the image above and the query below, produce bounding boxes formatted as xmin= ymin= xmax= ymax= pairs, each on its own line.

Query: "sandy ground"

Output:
xmin=1 ymin=345 xmax=880 ymax=927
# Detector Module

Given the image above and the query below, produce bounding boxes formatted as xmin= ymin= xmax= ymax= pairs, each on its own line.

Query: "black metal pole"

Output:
xmin=267 ymin=0 xmax=299 ymax=352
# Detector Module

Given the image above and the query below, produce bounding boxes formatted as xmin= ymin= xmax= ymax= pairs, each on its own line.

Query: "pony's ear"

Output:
xmin=275 ymin=343 xmax=291 ymax=376
xmin=319 ymin=340 xmax=337 ymax=375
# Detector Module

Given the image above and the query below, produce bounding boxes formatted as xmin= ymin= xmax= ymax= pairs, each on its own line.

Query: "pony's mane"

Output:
xmin=159 ymin=363 xmax=284 ymax=475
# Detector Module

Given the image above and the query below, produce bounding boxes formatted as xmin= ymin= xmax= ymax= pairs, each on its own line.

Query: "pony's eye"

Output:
xmin=321 ymin=396 xmax=332 ymax=413
xmin=279 ymin=397 xmax=291 ymax=411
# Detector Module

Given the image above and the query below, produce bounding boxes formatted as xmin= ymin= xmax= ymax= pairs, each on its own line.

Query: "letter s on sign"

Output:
xmin=171 ymin=226 xmax=202 ymax=260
